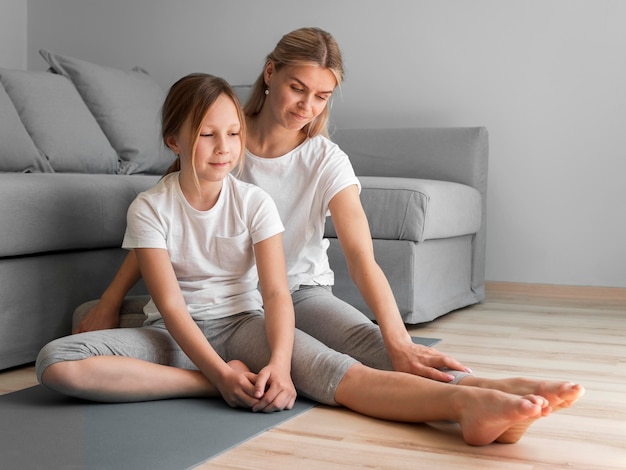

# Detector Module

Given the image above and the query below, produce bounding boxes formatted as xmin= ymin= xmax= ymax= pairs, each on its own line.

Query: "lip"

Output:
xmin=290 ymin=111 xmax=310 ymax=121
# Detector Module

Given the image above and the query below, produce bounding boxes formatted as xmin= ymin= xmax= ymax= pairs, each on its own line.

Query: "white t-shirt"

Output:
xmin=122 ymin=172 xmax=284 ymax=322
xmin=240 ymin=134 xmax=360 ymax=291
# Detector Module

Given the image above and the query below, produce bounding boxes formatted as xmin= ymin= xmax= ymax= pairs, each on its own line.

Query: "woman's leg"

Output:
xmin=292 ymin=286 xmax=584 ymax=429
xmin=211 ymin=311 xmax=572 ymax=446
xmin=333 ymin=363 xmax=550 ymax=446
xmin=36 ymin=324 xmax=219 ymax=402
xmin=292 ymin=286 xmax=393 ymax=370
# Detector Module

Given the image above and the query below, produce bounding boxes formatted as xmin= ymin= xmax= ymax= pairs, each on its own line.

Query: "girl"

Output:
xmin=37 ymin=74 xmax=300 ymax=411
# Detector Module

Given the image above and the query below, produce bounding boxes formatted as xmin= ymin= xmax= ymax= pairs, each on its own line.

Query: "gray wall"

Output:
xmin=0 ymin=0 xmax=27 ymax=69
xmin=11 ymin=0 xmax=626 ymax=288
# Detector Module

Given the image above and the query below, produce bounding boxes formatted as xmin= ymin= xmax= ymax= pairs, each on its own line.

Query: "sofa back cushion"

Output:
xmin=0 ymin=81 xmax=52 ymax=173
xmin=0 ymin=68 xmax=119 ymax=174
xmin=40 ymin=50 xmax=175 ymax=175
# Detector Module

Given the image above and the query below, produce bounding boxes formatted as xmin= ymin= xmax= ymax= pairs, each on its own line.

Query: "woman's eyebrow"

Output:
xmin=291 ymin=77 xmax=334 ymax=95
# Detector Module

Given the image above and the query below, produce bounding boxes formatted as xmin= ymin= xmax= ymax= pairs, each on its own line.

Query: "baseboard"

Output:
xmin=485 ymin=281 xmax=626 ymax=307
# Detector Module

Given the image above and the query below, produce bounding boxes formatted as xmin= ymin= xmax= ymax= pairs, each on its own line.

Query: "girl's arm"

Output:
xmin=328 ymin=185 xmax=470 ymax=382
xmin=134 ymin=247 xmax=260 ymax=409
xmin=73 ymin=251 xmax=142 ymax=333
xmin=250 ymin=232 xmax=297 ymax=412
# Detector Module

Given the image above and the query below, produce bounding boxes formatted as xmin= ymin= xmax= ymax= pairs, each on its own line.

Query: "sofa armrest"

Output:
xmin=331 ymin=127 xmax=488 ymax=302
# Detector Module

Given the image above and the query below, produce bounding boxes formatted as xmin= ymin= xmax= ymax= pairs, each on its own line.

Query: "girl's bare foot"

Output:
xmin=457 ymin=390 xmax=549 ymax=446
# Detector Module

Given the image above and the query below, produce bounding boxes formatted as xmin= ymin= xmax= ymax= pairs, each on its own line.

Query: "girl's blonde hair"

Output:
xmin=162 ymin=73 xmax=246 ymax=184
xmin=243 ymin=27 xmax=344 ymax=138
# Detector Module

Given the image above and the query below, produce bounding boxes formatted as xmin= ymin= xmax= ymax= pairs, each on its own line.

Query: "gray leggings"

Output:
xmin=36 ymin=286 xmax=469 ymax=404
xmin=36 ymin=310 xmax=356 ymax=405
xmin=292 ymin=286 xmax=469 ymax=384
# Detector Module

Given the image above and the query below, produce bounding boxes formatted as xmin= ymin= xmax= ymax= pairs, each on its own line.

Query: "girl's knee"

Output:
xmin=39 ymin=360 xmax=80 ymax=391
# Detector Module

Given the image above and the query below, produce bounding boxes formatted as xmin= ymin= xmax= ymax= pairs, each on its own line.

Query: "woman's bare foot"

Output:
xmin=457 ymin=390 xmax=549 ymax=446
xmin=459 ymin=376 xmax=585 ymax=443
xmin=461 ymin=377 xmax=585 ymax=412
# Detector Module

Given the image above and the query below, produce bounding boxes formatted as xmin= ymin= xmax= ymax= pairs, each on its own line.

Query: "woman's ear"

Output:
xmin=263 ymin=61 xmax=275 ymax=87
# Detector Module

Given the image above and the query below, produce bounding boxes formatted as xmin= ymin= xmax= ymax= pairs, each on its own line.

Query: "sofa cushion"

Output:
xmin=0 ymin=68 xmax=119 ymax=174
xmin=39 ymin=50 xmax=175 ymax=175
xmin=0 ymin=173 xmax=160 ymax=258
xmin=324 ymin=176 xmax=481 ymax=242
xmin=0 ymin=81 xmax=52 ymax=173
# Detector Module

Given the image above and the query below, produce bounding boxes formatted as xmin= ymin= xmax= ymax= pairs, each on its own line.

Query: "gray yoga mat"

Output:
xmin=1 ymin=336 xmax=439 ymax=469
xmin=0 ymin=385 xmax=316 ymax=470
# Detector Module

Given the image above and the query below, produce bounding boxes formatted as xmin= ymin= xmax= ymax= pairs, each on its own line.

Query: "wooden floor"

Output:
xmin=2 ymin=282 xmax=625 ymax=469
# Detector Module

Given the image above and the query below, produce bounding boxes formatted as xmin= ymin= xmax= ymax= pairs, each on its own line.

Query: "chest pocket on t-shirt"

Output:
xmin=215 ymin=231 xmax=254 ymax=275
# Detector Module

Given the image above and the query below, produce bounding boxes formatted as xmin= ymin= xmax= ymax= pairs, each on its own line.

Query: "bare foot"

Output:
xmin=460 ymin=377 xmax=585 ymax=443
xmin=461 ymin=376 xmax=584 ymax=412
xmin=457 ymin=390 xmax=548 ymax=446
xmin=227 ymin=359 xmax=251 ymax=373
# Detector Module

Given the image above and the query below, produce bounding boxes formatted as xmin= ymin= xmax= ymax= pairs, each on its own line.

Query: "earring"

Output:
xmin=264 ymin=88 xmax=269 ymax=95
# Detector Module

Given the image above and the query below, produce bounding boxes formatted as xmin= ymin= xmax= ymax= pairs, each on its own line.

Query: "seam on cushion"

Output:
xmin=404 ymin=192 xmax=427 ymax=242
xmin=364 ymin=187 xmax=429 ymax=241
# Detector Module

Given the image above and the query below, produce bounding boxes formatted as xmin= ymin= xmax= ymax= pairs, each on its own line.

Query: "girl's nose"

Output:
xmin=215 ymin=135 xmax=228 ymax=154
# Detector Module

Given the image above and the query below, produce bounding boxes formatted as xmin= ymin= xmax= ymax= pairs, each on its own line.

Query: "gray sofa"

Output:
xmin=0 ymin=50 xmax=488 ymax=371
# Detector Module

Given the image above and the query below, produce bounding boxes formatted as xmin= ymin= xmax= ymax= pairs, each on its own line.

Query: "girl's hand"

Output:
xmin=217 ymin=365 xmax=263 ymax=409
xmin=250 ymin=364 xmax=297 ymax=413
xmin=389 ymin=341 xmax=472 ymax=382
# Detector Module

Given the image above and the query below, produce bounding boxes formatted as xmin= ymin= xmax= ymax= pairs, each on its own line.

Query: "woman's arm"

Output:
xmin=73 ymin=251 xmax=142 ymax=333
xmin=134 ymin=247 xmax=260 ymax=409
xmin=250 ymin=232 xmax=297 ymax=412
xmin=328 ymin=185 xmax=469 ymax=381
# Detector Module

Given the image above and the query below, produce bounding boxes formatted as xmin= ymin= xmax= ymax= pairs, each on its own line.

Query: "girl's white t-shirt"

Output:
xmin=240 ymin=135 xmax=360 ymax=291
xmin=122 ymin=172 xmax=284 ymax=322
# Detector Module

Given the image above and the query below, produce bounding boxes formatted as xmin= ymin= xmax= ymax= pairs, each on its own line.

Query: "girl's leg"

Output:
xmin=41 ymin=356 xmax=217 ymax=402
xmin=36 ymin=324 xmax=219 ymax=402
xmin=333 ymin=363 xmax=550 ymax=446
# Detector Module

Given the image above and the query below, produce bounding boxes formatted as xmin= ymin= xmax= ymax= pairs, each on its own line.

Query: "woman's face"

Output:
xmin=264 ymin=63 xmax=337 ymax=132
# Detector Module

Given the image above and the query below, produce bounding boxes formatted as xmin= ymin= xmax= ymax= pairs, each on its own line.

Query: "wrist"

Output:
xmin=98 ymin=290 xmax=124 ymax=313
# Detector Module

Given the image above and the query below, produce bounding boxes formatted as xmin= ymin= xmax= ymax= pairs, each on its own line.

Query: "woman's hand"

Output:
xmin=250 ymin=364 xmax=297 ymax=413
xmin=73 ymin=299 xmax=120 ymax=333
xmin=389 ymin=339 xmax=472 ymax=382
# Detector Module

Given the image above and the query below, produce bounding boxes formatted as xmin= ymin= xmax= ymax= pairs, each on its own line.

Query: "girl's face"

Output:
xmin=169 ymin=94 xmax=242 ymax=184
xmin=264 ymin=63 xmax=337 ymax=132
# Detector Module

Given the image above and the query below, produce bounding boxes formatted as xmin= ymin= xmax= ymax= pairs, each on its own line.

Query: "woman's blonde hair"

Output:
xmin=162 ymin=73 xmax=246 ymax=185
xmin=243 ymin=27 xmax=344 ymax=138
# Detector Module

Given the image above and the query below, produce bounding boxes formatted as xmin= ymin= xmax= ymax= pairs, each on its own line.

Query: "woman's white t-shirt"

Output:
xmin=240 ymin=135 xmax=360 ymax=291
xmin=122 ymin=172 xmax=284 ymax=322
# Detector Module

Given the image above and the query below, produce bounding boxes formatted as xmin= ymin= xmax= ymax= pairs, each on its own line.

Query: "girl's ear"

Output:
xmin=165 ymin=135 xmax=179 ymax=154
